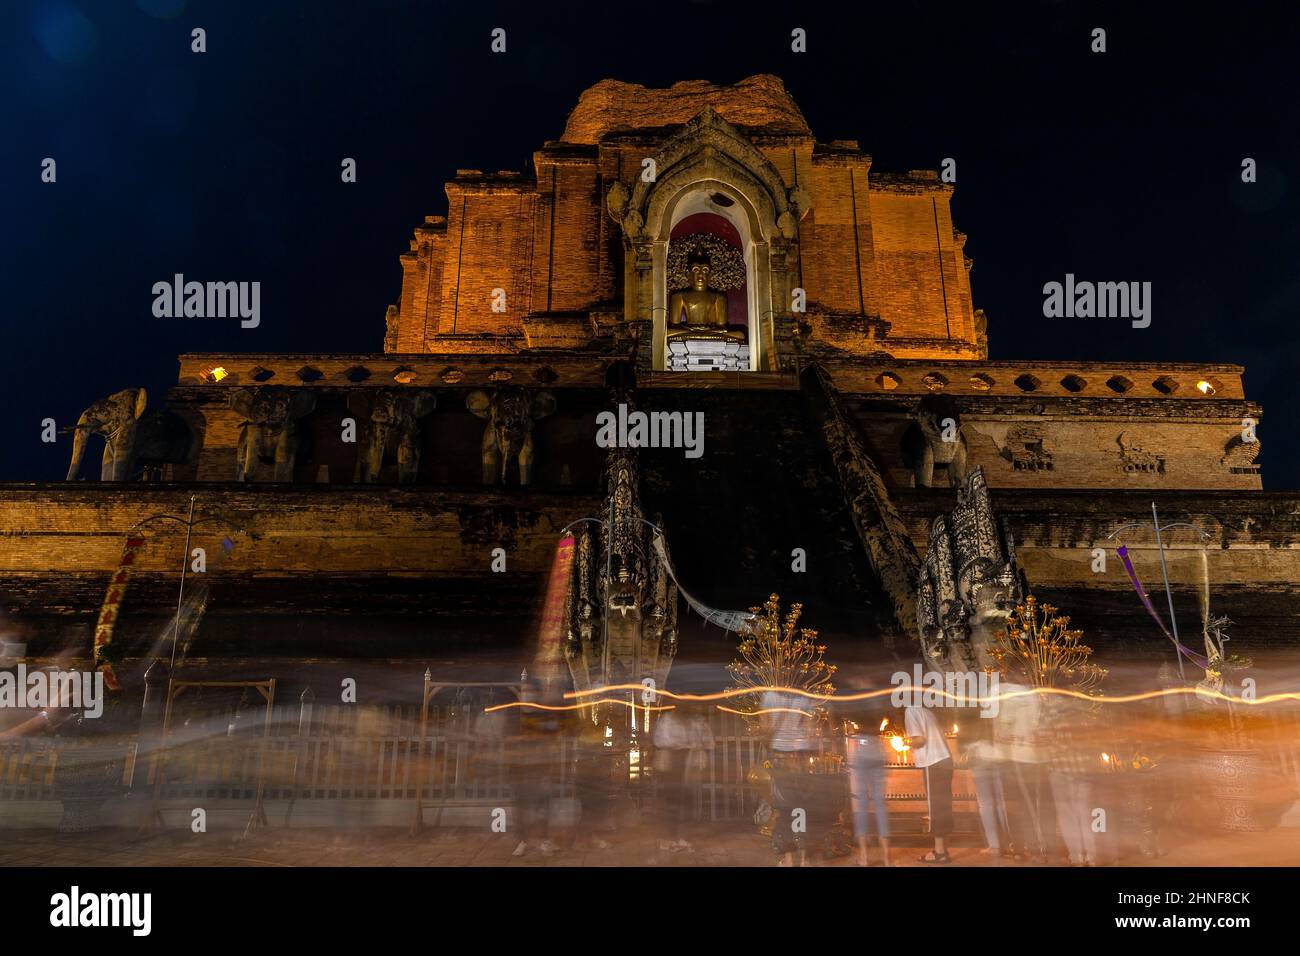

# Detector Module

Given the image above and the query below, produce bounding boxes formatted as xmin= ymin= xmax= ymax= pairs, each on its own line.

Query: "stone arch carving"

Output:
xmin=607 ymin=107 xmax=809 ymax=371
xmin=643 ymin=153 xmax=783 ymax=243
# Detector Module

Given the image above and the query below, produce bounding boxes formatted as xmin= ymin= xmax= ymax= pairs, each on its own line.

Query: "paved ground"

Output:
xmin=3 ymin=822 xmax=1298 ymax=867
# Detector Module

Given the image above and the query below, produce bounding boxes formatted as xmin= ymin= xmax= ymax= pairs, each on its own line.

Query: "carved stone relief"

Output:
xmin=1000 ymin=423 xmax=1054 ymax=472
xmin=1117 ymin=431 xmax=1166 ymax=475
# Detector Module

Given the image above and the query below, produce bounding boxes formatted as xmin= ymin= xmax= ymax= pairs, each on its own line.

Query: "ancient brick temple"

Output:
xmin=3 ymin=76 xmax=1298 ymax=687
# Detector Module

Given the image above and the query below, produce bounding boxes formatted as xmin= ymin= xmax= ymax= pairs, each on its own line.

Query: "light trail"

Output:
xmin=562 ymin=683 xmax=1300 ymax=707
xmin=483 ymin=698 xmax=677 ymax=714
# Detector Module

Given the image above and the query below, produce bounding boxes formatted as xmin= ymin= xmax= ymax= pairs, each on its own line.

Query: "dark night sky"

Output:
xmin=5 ymin=1 xmax=1299 ymax=485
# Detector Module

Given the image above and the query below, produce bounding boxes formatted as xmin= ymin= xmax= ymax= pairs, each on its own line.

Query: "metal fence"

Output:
xmin=6 ymin=703 xmax=1300 ymax=828
xmin=0 ymin=705 xmax=771 ymax=820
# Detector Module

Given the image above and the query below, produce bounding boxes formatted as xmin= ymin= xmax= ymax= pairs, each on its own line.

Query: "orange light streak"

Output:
xmin=563 ymin=683 xmax=1300 ymax=707
xmin=484 ymin=698 xmax=676 ymax=714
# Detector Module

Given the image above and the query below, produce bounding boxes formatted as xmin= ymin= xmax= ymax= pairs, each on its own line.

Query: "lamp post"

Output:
xmin=1107 ymin=504 xmax=1211 ymax=681
xmin=128 ymin=494 xmax=233 ymax=671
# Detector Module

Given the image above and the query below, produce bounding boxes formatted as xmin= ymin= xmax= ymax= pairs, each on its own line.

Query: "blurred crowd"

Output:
xmin=499 ymin=674 xmax=1206 ymax=865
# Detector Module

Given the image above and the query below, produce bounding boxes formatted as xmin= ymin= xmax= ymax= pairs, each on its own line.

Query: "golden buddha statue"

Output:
xmin=665 ymin=256 xmax=744 ymax=340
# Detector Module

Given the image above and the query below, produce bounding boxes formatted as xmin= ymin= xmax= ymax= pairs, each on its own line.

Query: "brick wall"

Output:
xmin=387 ymin=80 xmax=984 ymax=360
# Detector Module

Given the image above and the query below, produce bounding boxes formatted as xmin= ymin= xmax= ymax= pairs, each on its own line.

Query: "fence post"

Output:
xmin=410 ymin=669 xmax=432 ymax=835
xmin=298 ymin=686 xmax=315 ymax=735
xmin=288 ymin=685 xmax=314 ymax=813
xmin=130 ymin=658 xmax=168 ymax=792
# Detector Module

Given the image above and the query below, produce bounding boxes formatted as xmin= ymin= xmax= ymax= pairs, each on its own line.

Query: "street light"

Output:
xmin=128 ymin=494 xmax=234 ymax=671
xmin=1106 ymin=503 xmax=1212 ymax=681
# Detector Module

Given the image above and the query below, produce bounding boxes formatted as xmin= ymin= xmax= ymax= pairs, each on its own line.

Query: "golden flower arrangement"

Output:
xmin=986 ymin=595 xmax=1107 ymax=693
xmin=727 ymin=593 xmax=836 ymax=727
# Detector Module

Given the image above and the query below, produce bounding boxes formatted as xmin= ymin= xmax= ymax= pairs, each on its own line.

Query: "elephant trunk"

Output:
xmin=497 ymin=429 xmax=521 ymax=483
xmin=66 ymin=414 xmax=90 ymax=480
xmin=365 ymin=424 xmax=388 ymax=482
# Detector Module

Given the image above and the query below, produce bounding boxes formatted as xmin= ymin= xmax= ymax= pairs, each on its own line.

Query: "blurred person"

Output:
xmin=572 ymin=708 xmax=615 ymax=851
xmin=904 ymin=702 xmax=953 ymax=863
xmin=509 ymin=679 xmax=561 ymax=857
xmin=845 ymin=710 xmax=891 ymax=866
xmin=1116 ymin=725 xmax=1166 ymax=861
xmin=1045 ymin=696 xmax=1100 ymax=866
xmin=0 ymin=659 xmax=95 ymax=738
xmin=997 ymin=680 xmax=1050 ymax=861
xmin=760 ymin=687 xmax=817 ymax=866
xmin=652 ymin=698 xmax=713 ymax=851
xmin=682 ymin=700 xmax=716 ymax=849
xmin=965 ymin=711 xmax=1010 ymax=859
xmin=651 ymin=700 xmax=690 ymax=851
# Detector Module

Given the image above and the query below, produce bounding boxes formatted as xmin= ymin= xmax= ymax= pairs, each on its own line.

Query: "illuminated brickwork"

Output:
xmin=388 ymin=75 xmax=980 ymax=362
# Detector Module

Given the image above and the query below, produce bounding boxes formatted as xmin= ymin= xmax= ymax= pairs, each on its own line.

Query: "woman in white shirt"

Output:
xmin=904 ymin=704 xmax=953 ymax=863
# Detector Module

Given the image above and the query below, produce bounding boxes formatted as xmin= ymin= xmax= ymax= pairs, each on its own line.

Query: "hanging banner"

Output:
xmin=92 ymin=535 xmax=147 ymax=691
xmin=534 ymin=535 xmax=576 ymax=685
xmin=1115 ymin=545 xmax=1210 ymax=669
xmin=652 ymin=532 xmax=754 ymax=633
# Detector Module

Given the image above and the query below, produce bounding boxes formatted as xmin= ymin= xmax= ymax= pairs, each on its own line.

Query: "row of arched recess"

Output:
xmin=874 ymin=370 xmax=1222 ymax=396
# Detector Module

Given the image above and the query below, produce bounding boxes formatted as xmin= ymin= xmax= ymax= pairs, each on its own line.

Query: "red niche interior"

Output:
xmin=670 ymin=212 xmax=748 ymax=329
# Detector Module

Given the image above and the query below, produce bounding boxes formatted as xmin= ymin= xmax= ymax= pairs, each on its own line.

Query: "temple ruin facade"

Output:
xmin=2 ymin=75 xmax=1298 ymax=687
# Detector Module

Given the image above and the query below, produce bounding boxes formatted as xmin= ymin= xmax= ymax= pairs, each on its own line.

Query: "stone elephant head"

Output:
xmin=230 ymin=386 xmax=317 ymax=482
xmin=348 ymin=388 xmax=437 ymax=484
xmin=66 ymin=387 xmax=148 ymax=481
xmin=466 ymin=387 xmax=556 ymax=486
xmin=902 ymin=396 xmax=967 ymax=488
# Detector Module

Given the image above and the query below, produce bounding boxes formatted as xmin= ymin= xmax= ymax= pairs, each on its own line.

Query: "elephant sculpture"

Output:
xmin=230 ymin=386 xmax=317 ymax=482
xmin=467 ymin=387 xmax=556 ymax=486
xmin=66 ymin=387 xmax=149 ymax=481
xmin=66 ymin=388 xmax=194 ymax=481
xmin=902 ymin=396 xmax=967 ymax=489
xmin=348 ymin=388 xmax=437 ymax=483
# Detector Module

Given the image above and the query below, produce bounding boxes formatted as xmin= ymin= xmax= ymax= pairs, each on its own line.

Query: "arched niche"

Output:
xmin=646 ymin=171 xmax=776 ymax=371
xmin=613 ymin=110 xmax=802 ymax=373
xmin=661 ymin=198 xmax=756 ymax=370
